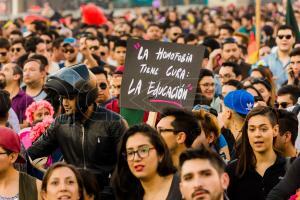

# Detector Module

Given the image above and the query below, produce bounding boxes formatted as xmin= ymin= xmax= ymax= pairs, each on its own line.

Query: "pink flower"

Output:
xmin=30 ymin=116 xmax=54 ymax=142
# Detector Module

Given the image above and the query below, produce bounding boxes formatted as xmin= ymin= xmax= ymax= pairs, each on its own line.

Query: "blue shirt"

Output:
xmin=258 ymin=50 xmax=288 ymax=89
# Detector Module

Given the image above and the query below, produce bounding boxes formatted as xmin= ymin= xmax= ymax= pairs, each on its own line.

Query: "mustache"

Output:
xmin=192 ymin=188 xmax=210 ymax=198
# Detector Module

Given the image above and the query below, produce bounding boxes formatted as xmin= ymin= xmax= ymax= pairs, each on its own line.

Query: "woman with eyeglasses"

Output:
xmin=195 ymin=68 xmax=221 ymax=112
xmin=111 ymin=124 xmax=181 ymax=200
xmin=226 ymin=106 xmax=286 ymax=200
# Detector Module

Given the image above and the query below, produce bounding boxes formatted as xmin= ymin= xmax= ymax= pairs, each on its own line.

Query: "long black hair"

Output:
xmin=111 ymin=124 xmax=176 ymax=200
xmin=236 ymin=106 xmax=278 ymax=177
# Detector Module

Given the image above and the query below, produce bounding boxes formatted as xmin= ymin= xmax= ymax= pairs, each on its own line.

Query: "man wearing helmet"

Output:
xmin=27 ymin=64 xmax=127 ymax=198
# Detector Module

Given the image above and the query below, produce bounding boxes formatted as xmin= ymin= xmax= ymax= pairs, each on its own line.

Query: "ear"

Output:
xmin=13 ymin=74 xmax=20 ymax=82
xmin=41 ymin=190 xmax=47 ymax=200
xmin=221 ymin=172 xmax=230 ymax=190
xmin=284 ymin=131 xmax=292 ymax=143
xmin=9 ymin=152 xmax=18 ymax=164
xmin=273 ymin=124 xmax=279 ymax=138
xmin=176 ymin=132 xmax=187 ymax=145
xmin=236 ymin=75 xmax=242 ymax=81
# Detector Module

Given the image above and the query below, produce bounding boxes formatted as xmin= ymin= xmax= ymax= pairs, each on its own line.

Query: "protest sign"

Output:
xmin=120 ymin=38 xmax=205 ymax=112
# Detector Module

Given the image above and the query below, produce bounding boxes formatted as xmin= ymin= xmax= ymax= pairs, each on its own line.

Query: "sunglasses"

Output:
xmin=173 ymin=32 xmax=180 ymax=37
xmin=277 ymin=35 xmax=292 ymax=40
xmin=274 ymin=102 xmax=289 ymax=109
xmin=89 ymin=46 xmax=99 ymax=51
xmin=100 ymin=52 xmax=106 ymax=56
xmin=11 ymin=48 xmax=21 ymax=53
xmin=43 ymin=40 xmax=52 ymax=44
xmin=63 ymin=48 xmax=75 ymax=54
xmin=99 ymin=82 xmax=107 ymax=90
xmin=0 ymin=52 xmax=7 ymax=56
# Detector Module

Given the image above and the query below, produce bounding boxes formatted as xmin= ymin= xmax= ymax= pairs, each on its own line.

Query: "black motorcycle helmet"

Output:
xmin=44 ymin=64 xmax=98 ymax=116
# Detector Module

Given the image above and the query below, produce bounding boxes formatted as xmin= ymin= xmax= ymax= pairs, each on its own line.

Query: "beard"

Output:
xmin=226 ymin=56 xmax=239 ymax=63
xmin=0 ymin=79 xmax=6 ymax=89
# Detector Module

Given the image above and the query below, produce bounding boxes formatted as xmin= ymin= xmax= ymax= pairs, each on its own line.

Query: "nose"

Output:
xmin=59 ymin=182 xmax=67 ymax=191
xmin=253 ymin=129 xmax=262 ymax=137
xmin=193 ymin=176 xmax=204 ymax=188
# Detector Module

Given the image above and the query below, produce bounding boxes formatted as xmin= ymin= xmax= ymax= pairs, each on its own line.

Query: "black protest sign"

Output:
xmin=120 ymin=38 xmax=205 ymax=112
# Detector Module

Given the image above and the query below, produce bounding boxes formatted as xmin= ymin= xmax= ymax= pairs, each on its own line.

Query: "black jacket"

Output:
xmin=28 ymin=106 xmax=127 ymax=186
xmin=226 ymin=156 xmax=286 ymax=200
xmin=267 ymin=157 xmax=300 ymax=200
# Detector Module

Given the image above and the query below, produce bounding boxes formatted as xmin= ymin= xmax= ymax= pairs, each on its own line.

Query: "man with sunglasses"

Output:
xmin=60 ymin=37 xmax=79 ymax=68
xmin=259 ymin=25 xmax=296 ymax=88
xmin=166 ymin=26 xmax=182 ymax=43
xmin=276 ymin=85 xmax=300 ymax=109
xmin=0 ymin=38 xmax=10 ymax=69
xmin=90 ymin=67 xmax=114 ymax=106
xmin=9 ymin=39 xmax=26 ymax=62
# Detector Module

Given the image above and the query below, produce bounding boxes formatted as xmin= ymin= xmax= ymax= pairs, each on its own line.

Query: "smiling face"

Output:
xmin=62 ymin=97 xmax=77 ymax=115
xmin=199 ymin=76 xmax=215 ymax=101
xmin=42 ymin=167 xmax=81 ymax=200
xmin=180 ymin=159 xmax=229 ymax=200
xmin=276 ymin=29 xmax=295 ymax=52
xmin=126 ymin=133 xmax=160 ymax=181
xmin=247 ymin=115 xmax=278 ymax=154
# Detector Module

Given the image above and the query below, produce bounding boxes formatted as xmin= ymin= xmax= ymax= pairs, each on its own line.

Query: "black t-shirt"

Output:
xmin=226 ymin=156 xmax=286 ymax=200
xmin=166 ymin=173 xmax=182 ymax=200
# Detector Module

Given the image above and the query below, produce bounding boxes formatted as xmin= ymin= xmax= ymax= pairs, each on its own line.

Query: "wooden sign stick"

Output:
xmin=146 ymin=111 xmax=158 ymax=127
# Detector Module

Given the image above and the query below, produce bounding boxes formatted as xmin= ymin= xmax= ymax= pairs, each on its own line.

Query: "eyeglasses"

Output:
xmin=124 ymin=146 xmax=155 ymax=161
xmin=200 ymin=83 xmax=215 ymax=88
xmin=63 ymin=48 xmax=75 ymax=54
xmin=277 ymin=35 xmax=292 ymax=40
xmin=0 ymin=52 xmax=7 ymax=57
xmin=0 ymin=152 xmax=9 ymax=155
xmin=10 ymin=48 xmax=22 ymax=53
xmin=173 ymin=32 xmax=181 ymax=37
xmin=157 ymin=128 xmax=181 ymax=134
xmin=218 ymin=73 xmax=233 ymax=79
xmin=99 ymin=82 xmax=107 ymax=90
xmin=89 ymin=46 xmax=99 ymax=51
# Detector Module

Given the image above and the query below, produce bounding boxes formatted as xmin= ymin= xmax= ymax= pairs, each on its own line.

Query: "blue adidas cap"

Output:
xmin=224 ymin=90 xmax=254 ymax=115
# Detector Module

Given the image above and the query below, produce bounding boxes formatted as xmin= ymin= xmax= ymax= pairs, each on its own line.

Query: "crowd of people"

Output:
xmin=1 ymin=1 xmax=300 ymax=200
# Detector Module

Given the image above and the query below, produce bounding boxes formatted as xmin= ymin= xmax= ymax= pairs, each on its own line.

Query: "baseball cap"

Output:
xmin=62 ymin=37 xmax=78 ymax=47
xmin=224 ymin=90 xmax=254 ymax=115
xmin=0 ymin=127 xmax=25 ymax=163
